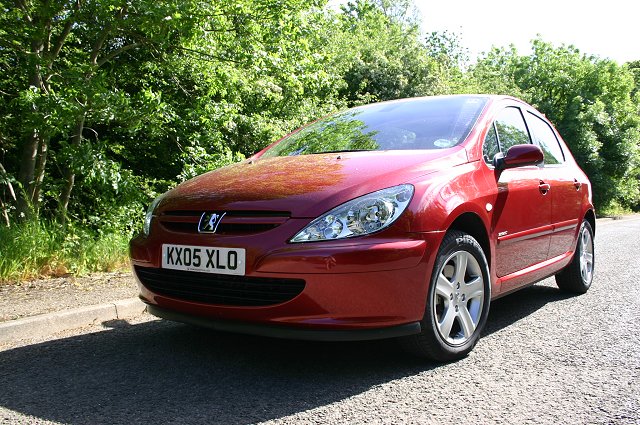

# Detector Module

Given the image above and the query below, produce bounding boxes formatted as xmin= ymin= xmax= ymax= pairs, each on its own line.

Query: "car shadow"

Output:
xmin=0 ymin=281 xmax=573 ymax=424
xmin=0 ymin=319 xmax=428 ymax=424
xmin=483 ymin=281 xmax=574 ymax=337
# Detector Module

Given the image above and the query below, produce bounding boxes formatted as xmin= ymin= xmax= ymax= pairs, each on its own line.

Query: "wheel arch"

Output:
xmin=447 ymin=212 xmax=491 ymax=268
xmin=584 ymin=209 xmax=596 ymax=235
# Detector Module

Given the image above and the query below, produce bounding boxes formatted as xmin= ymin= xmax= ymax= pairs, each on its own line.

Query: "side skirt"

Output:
xmin=493 ymin=251 xmax=574 ymax=299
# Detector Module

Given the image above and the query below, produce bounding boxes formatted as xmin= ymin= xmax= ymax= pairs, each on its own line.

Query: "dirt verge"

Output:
xmin=0 ymin=271 xmax=138 ymax=322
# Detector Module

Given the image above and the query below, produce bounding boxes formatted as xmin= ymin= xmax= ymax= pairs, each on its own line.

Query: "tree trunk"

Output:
xmin=16 ymin=128 xmax=40 ymax=218
xmin=58 ymin=113 xmax=86 ymax=223
xmin=31 ymin=135 xmax=49 ymax=214
xmin=0 ymin=162 xmax=15 ymax=227
xmin=16 ymin=37 xmax=46 ymax=219
xmin=0 ymin=197 xmax=10 ymax=227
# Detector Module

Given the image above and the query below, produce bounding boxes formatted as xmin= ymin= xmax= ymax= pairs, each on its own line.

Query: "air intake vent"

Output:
xmin=135 ymin=266 xmax=305 ymax=306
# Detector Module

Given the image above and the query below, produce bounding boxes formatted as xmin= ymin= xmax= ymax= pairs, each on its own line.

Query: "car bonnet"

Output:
xmin=158 ymin=147 xmax=469 ymax=218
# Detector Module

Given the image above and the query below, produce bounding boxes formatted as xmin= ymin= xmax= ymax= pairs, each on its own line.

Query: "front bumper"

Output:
xmin=131 ymin=232 xmax=443 ymax=338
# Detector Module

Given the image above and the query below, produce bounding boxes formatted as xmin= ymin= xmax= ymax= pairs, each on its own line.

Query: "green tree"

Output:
xmin=369 ymin=0 xmax=420 ymax=26
xmin=0 ymin=0 xmax=205 ymax=220
xmin=0 ymin=0 xmax=335 ymax=226
xmin=627 ymin=60 xmax=640 ymax=99
xmin=462 ymin=45 xmax=524 ymax=96
xmin=335 ymin=0 xmax=441 ymax=104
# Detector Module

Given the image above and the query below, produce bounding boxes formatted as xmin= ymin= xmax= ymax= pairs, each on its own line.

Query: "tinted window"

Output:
xmin=261 ymin=96 xmax=489 ymax=157
xmin=494 ymin=107 xmax=530 ymax=151
xmin=526 ymin=112 xmax=564 ymax=164
xmin=483 ymin=124 xmax=500 ymax=164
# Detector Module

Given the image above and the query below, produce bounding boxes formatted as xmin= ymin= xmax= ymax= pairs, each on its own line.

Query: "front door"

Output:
xmin=493 ymin=167 xmax=552 ymax=277
xmin=484 ymin=106 xmax=552 ymax=278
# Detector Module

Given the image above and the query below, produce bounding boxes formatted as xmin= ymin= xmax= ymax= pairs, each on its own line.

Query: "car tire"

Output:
xmin=400 ymin=231 xmax=491 ymax=362
xmin=555 ymin=220 xmax=594 ymax=294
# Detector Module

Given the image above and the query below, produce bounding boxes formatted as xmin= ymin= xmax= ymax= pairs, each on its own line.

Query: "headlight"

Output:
xmin=143 ymin=195 xmax=164 ymax=236
xmin=290 ymin=184 xmax=414 ymax=243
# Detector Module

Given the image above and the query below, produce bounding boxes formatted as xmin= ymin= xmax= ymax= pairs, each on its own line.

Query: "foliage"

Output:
xmin=627 ymin=60 xmax=640 ymax=99
xmin=0 ymin=218 xmax=130 ymax=282
xmin=336 ymin=1 xmax=442 ymax=104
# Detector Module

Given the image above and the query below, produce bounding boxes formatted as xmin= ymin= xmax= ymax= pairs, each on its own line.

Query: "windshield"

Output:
xmin=261 ymin=96 xmax=488 ymax=157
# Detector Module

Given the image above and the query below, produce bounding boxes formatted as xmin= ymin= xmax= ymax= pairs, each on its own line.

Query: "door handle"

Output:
xmin=574 ymin=179 xmax=582 ymax=191
xmin=539 ymin=181 xmax=551 ymax=194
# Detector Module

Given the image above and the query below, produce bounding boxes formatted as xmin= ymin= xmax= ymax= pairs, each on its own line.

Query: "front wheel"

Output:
xmin=400 ymin=231 xmax=491 ymax=362
xmin=555 ymin=220 xmax=594 ymax=294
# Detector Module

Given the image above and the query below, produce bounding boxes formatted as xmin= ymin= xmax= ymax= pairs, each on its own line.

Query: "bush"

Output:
xmin=0 ymin=219 xmax=131 ymax=282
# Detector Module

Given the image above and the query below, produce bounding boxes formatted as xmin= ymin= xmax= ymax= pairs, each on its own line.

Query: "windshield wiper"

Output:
xmin=319 ymin=149 xmax=371 ymax=154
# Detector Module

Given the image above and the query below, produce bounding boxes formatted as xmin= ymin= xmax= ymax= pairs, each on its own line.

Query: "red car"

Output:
xmin=130 ymin=95 xmax=595 ymax=361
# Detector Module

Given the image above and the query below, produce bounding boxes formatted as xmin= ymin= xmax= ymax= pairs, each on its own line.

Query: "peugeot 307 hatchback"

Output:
xmin=130 ymin=95 xmax=595 ymax=361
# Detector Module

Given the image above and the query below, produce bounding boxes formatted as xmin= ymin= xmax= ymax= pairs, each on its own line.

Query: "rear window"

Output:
xmin=526 ymin=112 xmax=565 ymax=164
xmin=261 ymin=96 xmax=489 ymax=157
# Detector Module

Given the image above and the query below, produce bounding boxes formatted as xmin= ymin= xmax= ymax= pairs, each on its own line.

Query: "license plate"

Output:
xmin=161 ymin=244 xmax=246 ymax=276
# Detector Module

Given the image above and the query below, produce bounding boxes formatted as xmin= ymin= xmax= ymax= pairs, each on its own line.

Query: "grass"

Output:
xmin=0 ymin=219 xmax=131 ymax=282
xmin=598 ymin=201 xmax=634 ymax=218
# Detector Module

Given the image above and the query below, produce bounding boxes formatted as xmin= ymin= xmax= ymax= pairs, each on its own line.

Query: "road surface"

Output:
xmin=1 ymin=217 xmax=639 ymax=424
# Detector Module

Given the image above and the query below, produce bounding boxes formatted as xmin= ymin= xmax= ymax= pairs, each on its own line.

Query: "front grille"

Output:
xmin=158 ymin=210 xmax=289 ymax=235
xmin=135 ymin=266 xmax=305 ymax=306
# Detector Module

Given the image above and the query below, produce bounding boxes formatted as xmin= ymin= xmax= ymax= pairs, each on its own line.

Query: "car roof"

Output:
xmin=352 ymin=94 xmax=530 ymax=110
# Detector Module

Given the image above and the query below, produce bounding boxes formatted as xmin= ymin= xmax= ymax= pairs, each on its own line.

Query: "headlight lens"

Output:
xmin=143 ymin=195 xmax=164 ymax=236
xmin=290 ymin=184 xmax=414 ymax=242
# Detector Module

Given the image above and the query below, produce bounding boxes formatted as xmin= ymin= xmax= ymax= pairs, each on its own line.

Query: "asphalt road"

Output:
xmin=1 ymin=217 xmax=639 ymax=424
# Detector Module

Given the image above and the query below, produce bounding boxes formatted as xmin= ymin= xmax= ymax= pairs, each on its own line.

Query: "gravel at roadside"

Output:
xmin=0 ymin=271 xmax=139 ymax=322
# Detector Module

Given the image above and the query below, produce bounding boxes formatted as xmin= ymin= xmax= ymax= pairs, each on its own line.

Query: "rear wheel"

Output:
xmin=555 ymin=220 xmax=594 ymax=294
xmin=401 ymin=231 xmax=491 ymax=361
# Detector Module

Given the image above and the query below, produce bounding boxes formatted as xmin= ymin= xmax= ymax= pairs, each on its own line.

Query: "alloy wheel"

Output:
xmin=433 ymin=251 xmax=485 ymax=345
xmin=580 ymin=225 xmax=594 ymax=284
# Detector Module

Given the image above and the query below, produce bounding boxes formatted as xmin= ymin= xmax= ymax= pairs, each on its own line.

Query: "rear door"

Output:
xmin=524 ymin=111 xmax=582 ymax=258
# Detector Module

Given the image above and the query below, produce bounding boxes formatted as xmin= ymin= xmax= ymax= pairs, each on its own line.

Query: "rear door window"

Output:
xmin=526 ymin=112 xmax=565 ymax=164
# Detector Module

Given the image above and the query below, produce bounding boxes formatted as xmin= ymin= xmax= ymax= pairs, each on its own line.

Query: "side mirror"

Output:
xmin=494 ymin=144 xmax=543 ymax=172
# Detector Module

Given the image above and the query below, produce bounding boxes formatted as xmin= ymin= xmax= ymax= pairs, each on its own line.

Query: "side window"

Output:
xmin=526 ymin=112 xmax=565 ymax=164
xmin=494 ymin=107 xmax=531 ymax=151
xmin=483 ymin=124 xmax=500 ymax=164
